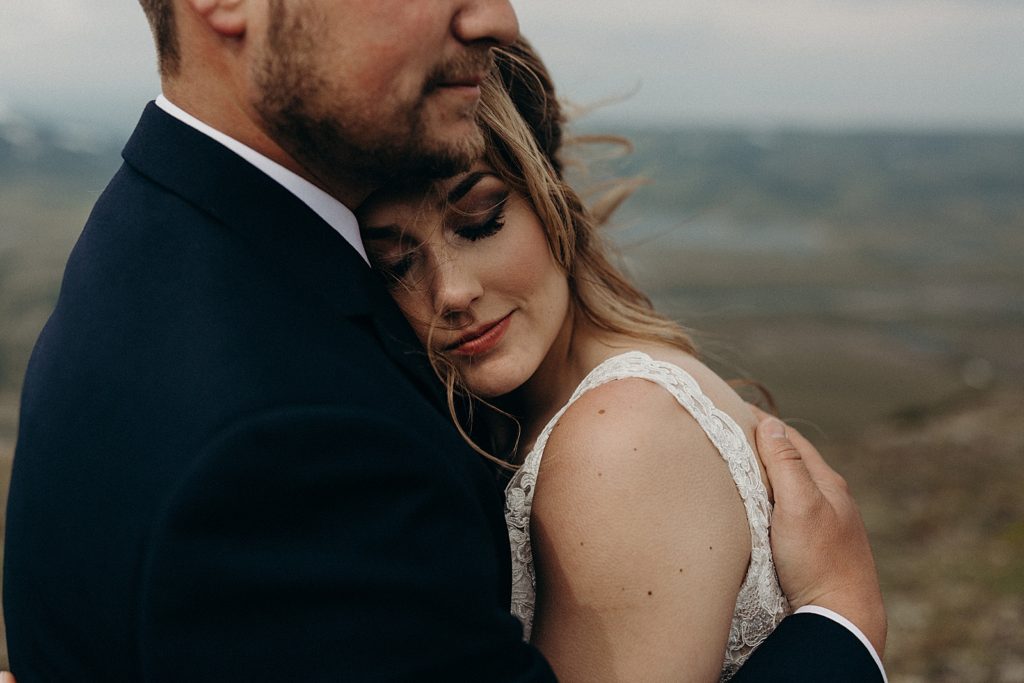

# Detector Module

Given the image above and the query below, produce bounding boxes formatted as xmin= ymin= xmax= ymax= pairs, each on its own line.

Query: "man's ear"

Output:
xmin=186 ymin=0 xmax=247 ymax=37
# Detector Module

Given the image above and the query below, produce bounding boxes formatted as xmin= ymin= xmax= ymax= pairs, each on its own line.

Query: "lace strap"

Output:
xmin=519 ymin=351 xmax=774 ymax=570
xmin=522 ymin=351 xmax=757 ymax=486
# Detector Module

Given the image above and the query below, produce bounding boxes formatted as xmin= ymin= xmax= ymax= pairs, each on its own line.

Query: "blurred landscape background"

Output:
xmin=2 ymin=1 xmax=1023 ymax=680
xmin=1 ymin=113 xmax=1021 ymax=681
xmin=607 ymin=127 xmax=1024 ymax=682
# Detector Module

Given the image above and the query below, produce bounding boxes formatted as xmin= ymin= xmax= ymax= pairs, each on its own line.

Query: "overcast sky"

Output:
xmin=1 ymin=1 xmax=1022 ymax=133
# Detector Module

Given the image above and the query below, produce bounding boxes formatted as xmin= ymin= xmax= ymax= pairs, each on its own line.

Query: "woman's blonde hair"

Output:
xmin=429 ymin=38 xmax=698 ymax=467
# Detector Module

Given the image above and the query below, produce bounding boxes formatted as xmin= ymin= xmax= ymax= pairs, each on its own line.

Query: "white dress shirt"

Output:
xmin=154 ymin=95 xmax=369 ymax=265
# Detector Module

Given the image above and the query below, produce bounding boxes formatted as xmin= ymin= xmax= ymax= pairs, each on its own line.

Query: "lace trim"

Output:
xmin=504 ymin=351 xmax=789 ymax=680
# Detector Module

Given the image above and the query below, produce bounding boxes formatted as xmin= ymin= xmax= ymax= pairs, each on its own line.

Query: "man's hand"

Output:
xmin=753 ymin=410 xmax=887 ymax=656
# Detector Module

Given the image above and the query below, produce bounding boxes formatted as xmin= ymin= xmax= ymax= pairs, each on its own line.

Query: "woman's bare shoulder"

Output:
xmin=631 ymin=345 xmax=770 ymax=497
xmin=536 ymin=370 xmax=748 ymax=535
xmin=541 ymin=372 xmax=709 ymax=470
xmin=528 ymin=360 xmax=751 ymax=679
xmin=643 ymin=347 xmax=757 ymax=436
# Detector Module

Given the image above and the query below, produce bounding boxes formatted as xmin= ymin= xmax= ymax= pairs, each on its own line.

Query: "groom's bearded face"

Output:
xmin=251 ymin=0 xmax=503 ymax=187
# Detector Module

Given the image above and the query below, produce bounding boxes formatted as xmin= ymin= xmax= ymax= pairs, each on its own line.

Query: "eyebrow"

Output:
xmin=445 ymin=171 xmax=493 ymax=204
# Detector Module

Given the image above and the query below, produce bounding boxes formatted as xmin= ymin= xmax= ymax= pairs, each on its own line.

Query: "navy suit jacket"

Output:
xmin=4 ymin=104 xmax=882 ymax=682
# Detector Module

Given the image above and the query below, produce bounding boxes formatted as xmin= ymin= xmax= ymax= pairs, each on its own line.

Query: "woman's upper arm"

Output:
xmin=529 ymin=378 xmax=751 ymax=682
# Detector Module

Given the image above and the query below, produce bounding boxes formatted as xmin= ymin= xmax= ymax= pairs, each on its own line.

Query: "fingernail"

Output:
xmin=763 ymin=418 xmax=786 ymax=438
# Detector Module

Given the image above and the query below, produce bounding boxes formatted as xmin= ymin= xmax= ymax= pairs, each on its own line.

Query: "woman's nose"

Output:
xmin=432 ymin=255 xmax=483 ymax=324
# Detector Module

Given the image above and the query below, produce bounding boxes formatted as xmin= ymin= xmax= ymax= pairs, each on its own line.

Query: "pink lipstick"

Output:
xmin=447 ymin=314 xmax=512 ymax=357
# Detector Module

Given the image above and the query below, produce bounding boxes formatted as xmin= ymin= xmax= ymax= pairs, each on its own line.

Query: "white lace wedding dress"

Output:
xmin=504 ymin=351 xmax=789 ymax=680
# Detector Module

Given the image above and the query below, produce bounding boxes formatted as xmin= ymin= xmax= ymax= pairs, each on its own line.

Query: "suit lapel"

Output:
xmin=122 ymin=102 xmax=449 ymax=416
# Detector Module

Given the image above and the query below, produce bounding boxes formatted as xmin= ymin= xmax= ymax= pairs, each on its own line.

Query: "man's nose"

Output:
xmin=452 ymin=0 xmax=520 ymax=47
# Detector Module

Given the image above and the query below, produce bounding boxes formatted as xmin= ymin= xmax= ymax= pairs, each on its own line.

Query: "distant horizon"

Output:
xmin=3 ymin=98 xmax=1024 ymax=145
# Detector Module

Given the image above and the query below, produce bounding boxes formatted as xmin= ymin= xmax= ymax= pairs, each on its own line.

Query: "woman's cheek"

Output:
xmin=395 ymin=296 xmax=434 ymax=346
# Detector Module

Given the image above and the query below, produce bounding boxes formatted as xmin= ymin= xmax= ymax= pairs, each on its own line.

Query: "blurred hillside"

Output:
xmin=1 ymin=117 xmax=1022 ymax=680
xmin=583 ymin=127 xmax=1024 ymax=437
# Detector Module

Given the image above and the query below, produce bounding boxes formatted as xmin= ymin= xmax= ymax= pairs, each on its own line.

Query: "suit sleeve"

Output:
xmin=137 ymin=406 xmax=556 ymax=682
xmin=731 ymin=612 xmax=886 ymax=682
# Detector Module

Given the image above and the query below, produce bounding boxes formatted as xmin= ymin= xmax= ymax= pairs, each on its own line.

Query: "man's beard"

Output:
xmin=252 ymin=0 xmax=487 ymax=191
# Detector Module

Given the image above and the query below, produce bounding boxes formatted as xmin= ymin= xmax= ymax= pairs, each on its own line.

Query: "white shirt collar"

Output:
xmin=154 ymin=94 xmax=369 ymax=265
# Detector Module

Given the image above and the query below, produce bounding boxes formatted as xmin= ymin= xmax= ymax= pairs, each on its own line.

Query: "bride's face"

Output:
xmin=359 ymin=162 xmax=571 ymax=398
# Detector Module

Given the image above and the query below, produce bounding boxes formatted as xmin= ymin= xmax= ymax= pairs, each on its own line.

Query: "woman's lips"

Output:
xmin=446 ymin=314 xmax=512 ymax=357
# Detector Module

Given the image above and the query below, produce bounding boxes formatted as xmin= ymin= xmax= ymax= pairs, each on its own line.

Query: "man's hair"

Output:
xmin=138 ymin=0 xmax=180 ymax=77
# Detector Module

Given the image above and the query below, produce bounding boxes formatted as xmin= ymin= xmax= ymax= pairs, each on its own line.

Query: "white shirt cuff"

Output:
xmin=794 ymin=605 xmax=888 ymax=683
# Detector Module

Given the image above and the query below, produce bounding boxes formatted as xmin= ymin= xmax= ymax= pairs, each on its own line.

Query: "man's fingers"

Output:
xmin=783 ymin=423 xmax=849 ymax=493
xmin=749 ymin=406 xmax=847 ymax=493
xmin=755 ymin=418 xmax=822 ymax=512
xmin=0 ymin=672 xmax=16 ymax=683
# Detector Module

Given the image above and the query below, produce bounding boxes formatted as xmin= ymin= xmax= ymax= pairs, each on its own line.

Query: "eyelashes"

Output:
xmin=379 ymin=250 xmax=417 ymax=283
xmin=455 ymin=192 xmax=509 ymax=242
xmin=377 ymin=191 xmax=511 ymax=287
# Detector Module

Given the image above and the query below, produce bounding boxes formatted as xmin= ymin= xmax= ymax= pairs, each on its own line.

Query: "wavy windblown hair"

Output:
xmin=481 ymin=40 xmax=696 ymax=361
xmin=431 ymin=39 xmax=698 ymax=467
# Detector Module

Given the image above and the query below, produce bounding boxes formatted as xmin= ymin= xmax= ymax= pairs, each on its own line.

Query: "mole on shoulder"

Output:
xmin=598 ymin=409 xmax=606 ymax=415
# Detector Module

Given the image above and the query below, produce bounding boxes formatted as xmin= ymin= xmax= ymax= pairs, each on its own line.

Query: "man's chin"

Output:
xmin=383 ymin=152 xmax=469 ymax=185
xmin=397 ymin=126 xmax=485 ymax=181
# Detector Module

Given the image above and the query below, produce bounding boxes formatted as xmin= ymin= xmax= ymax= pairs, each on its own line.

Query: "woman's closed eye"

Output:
xmin=377 ymin=245 xmax=420 ymax=284
xmin=454 ymin=191 xmax=509 ymax=242
xmin=362 ymin=176 xmax=511 ymax=286
xmin=383 ymin=253 xmax=413 ymax=280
